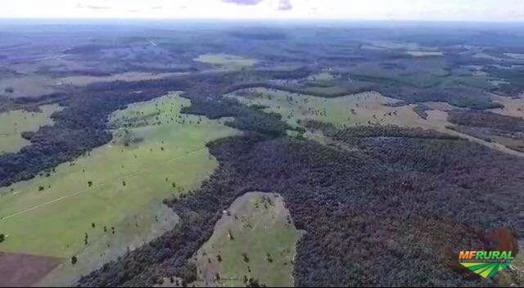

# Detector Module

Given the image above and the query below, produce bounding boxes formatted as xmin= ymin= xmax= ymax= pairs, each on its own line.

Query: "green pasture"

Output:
xmin=194 ymin=53 xmax=257 ymax=69
xmin=194 ymin=192 xmax=301 ymax=287
xmin=0 ymin=93 xmax=238 ymax=259
xmin=0 ymin=104 xmax=61 ymax=154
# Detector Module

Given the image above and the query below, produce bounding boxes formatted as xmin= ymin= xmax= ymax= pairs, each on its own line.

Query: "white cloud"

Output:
xmin=0 ymin=0 xmax=523 ymax=21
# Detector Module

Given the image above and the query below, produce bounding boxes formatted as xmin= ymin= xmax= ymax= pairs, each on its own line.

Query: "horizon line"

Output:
xmin=1 ymin=18 xmax=524 ymax=24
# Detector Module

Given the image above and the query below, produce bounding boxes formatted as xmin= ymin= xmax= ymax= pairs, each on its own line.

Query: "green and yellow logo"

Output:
xmin=458 ymin=250 xmax=514 ymax=278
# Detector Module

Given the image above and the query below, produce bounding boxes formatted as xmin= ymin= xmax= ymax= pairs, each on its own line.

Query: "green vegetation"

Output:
xmin=226 ymin=88 xmax=414 ymax=129
xmin=194 ymin=53 xmax=257 ymax=69
xmin=0 ymin=93 xmax=238 ymax=258
xmin=39 ymin=202 xmax=180 ymax=286
xmin=0 ymin=104 xmax=62 ymax=155
xmin=193 ymin=192 xmax=301 ymax=287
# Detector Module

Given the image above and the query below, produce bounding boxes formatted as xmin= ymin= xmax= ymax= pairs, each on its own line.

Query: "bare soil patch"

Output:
xmin=0 ymin=252 xmax=61 ymax=287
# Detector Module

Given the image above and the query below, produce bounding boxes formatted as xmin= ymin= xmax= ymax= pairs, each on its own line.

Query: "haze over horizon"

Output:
xmin=1 ymin=0 xmax=523 ymax=22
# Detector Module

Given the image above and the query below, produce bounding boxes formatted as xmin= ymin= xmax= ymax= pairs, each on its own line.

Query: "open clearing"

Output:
xmin=307 ymin=72 xmax=335 ymax=82
xmin=0 ymin=93 xmax=239 ymax=282
xmin=37 ymin=202 xmax=179 ymax=286
xmin=227 ymin=87 xmax=524 ymax=157
xmin=488 ymin=94 xmax=524 ymax=119
xmin=226 ymin=87 xmax=435 ymax=129
xmin=192 ymin=192 xmax=302 ymax=287
xmin=0 ymin=75 xmax=57 ymax=98
xmin=0 ymin=252 xmax=61 ymax=287
xmin=194 ymin=54 xmax=257 ymax=69
xmin=0 ymin=104 xmax=62 ymax=155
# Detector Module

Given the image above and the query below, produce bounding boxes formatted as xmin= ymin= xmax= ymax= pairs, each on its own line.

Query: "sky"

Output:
xmin=1 ymin=0 xmax=523 ymax=22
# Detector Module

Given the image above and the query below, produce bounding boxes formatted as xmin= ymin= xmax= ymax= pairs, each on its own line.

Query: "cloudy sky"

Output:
xmin=1 ymin=0 xmax=524 ymax=21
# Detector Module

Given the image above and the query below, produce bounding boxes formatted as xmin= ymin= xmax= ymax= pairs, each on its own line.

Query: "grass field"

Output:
xmin=194 ymin=54 xmax=257 ymax=69
xmin=226 ymin=87 xmax=417 ymax=128
xmin=0 ymin=93 xmax=238 ymax=264
xmin=193 ymin=192 xmax=302 ymax=287
xmin=488 ymin=94 xmax=524 ymax=118
xmin=0 ymin=75 xmax=58 ymax=98
xmin=38 ymin=202 xmax=179 ymax=286
xmin=0 ymin=104 xmax=62 ymax=155
xmin=226 ymin=87 xmax=524 ymax=157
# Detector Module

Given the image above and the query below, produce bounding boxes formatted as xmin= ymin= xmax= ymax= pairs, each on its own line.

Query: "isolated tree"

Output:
xmin=91 ymin=222 xmax=96 ymax=228
xmin=88 ymin=181 xmax=93 ymax=187
xmin=71 ymin=256 xmax=78 ymax=265
xmin=242 ymin=252 xmax=250 ymax=263
xmin=266 ymin=252 xmax=273 ymax=263
xmin=0 ymin=234 xmax=5 ymax=243
xmin=247 ymin=278 xmax=265 ymax=287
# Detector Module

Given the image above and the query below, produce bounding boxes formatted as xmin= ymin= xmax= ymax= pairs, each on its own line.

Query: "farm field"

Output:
xmin=192 ymin=192 xmax=302 ymax=287
xmin=0 ymin=104 xmax=61 ymax=154
xmin=0 ymin=93 xmax=238 ymax=284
